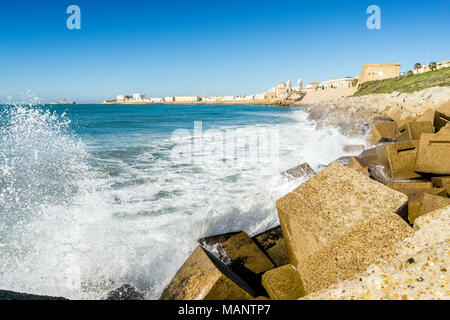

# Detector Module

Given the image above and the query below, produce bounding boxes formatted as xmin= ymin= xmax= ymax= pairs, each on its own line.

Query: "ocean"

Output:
xmin=0 ymin=103 xmax=364 ymax=299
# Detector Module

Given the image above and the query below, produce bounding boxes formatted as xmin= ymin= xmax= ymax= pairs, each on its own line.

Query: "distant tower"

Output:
xmin=286 ymin=80 xmax=292 ymax=91
xmin=297 ymin=78 xmax=303 ymax=90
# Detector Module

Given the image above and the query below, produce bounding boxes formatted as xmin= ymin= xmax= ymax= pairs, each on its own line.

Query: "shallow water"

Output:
xmin=0 ymin=103 xmax=364 ymax=299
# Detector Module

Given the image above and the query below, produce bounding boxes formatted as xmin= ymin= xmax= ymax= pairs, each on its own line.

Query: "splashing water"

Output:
xmin=0 ymin=102 xmax=365 ymax=299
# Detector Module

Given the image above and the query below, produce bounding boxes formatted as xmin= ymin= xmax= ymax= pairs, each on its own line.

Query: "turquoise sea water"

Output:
xmin=0 ymin=103 xmax=364 ymax=299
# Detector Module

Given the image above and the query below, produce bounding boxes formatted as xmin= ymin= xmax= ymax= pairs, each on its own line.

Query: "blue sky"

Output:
xmin=0 ymin=0 xmax=449 ymax=103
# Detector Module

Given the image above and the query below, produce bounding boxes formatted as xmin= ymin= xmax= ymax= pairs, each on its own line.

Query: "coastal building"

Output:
xmin=304 ymin=82 xmax=321 ymax=91
xmin=133 ymin=93 xmax=145 ymax=101
xmin=117 ymin=95 xmax=132 ymax=102
xmin=151 ymin=98 xmax=164 ymax=103
xmin=203 ymin=97 xmax=218 ymax=102
xmin=164 ymin=97 xmax=175 ymax=102
xmin=223 ymin=96 xmax=236 ymax=101
xmin=320 ymin=77 xmax=357 ymax=89
xmin=264 ymin=91 xmax=277 ymax=100
xmin=413 ymin=59 xmax=450 ymax=74
xmin=437 ymin=60 xmax=450 ymax=69
xmin=174 ymin=96 xmax=200 ymax=102
xmin=264 ymin=78 xmax=304 ymax=100
xmin=358 ymin=63 xmax=401 ymax=85
xmin=295 ymin=79 xmax=303 ymax=91
xmin=254 ymin=94 xmax=265 ymax=100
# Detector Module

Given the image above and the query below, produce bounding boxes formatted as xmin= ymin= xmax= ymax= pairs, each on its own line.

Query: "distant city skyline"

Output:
xmin=0 ymin=0 xmax=449 ymax=103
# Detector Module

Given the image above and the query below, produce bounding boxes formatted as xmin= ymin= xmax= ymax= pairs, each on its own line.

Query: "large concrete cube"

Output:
xmin=396 ymin=121 xmax=434 ymax=142
xmin=415 ymin=133 xmax=450 ymax=175
xmin=276 ymin=163 xmax=412 ymax=294
xmin=261 ymin=264 xmax=306 ymax=300
xmin=366 ymin=121 xmax=397 ymax=145
xmin=433 ymin=102 xmax=450 ymax=131
xmin=378 ymin=141 xmax=422 ymax=179
xmin=160 ymin=246 xmax=255 ymax=300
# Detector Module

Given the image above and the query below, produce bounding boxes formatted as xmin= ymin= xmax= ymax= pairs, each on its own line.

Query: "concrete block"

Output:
xmin=160 ymin=246 xmax=255 ymax=300
xmin=276 ymin=163 xmax=411 ymax=294
xmin=343 ymin=144 xmax=365 ymax=153
xmin=252 ymin=226 xmax=290 ymax=267
xmin=415 ymin=133 xmax=450 ymax=175
xmin=198 ymin=231 xmax=275 ymax=275
xmin=385 ymin=180 xmax=433 ymax=191
xmin=261 ymin=264 xmax=306 ymax=300
xmin=433 ymin=102 xmax=450 ymax=131
xmin=419 ymin=193 xmax=450 ymax=219
xmin=346 ymin=157 xmax=369 ymax=176
xmin=396 ymin=121 xmax=434 ymax=142
xmin=380 ymin=141 xmax=422 ymax=180
xmin=416 ymin=108 xmax=435 ymax=124
xmin=282 ymin=163 xmax=315 ymax=180
xmin=431 ymin=176 xmax=450 ymax=189
xmin=366 ymin=121 xmax=397 ymax=145
xmin=357 ymin=147 xmax=391 ymax=183
xmin=395 ymin=188 xmax=447 ymax=224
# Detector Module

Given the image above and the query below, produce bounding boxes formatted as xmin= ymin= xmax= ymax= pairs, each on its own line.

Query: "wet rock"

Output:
xmin=252 ymin=226 xmax=290 ymax=267
xmin=343 ymin=144 xmax=365 ymax=153
xmin=0 ymin=290 xmax=67 ymax=300
xmin=198 ymin=231 xmax=274 ymax=297
xmin=281 ymin=163 xmax=315 ymax=180
xmin=160 ymin=246 xmax=255 ymax=300
xmin=378 ymin=141 xmax=423 ymax=180
xmin=198 ymin=231 xmax=274 ymax=275
xmin=276 ymin=163 xmax=411 ymax=294
xmin=106 ymin=284 xmax=144 ymax=300
xmin=433 ymin=101 xmax=450 ymax=131
xmin=262 ymin=264 xmax=306 ymax=300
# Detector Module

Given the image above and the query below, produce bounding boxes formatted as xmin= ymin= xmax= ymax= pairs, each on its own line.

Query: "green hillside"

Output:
xmin=354 ymin=67 xmax=450 ymax=96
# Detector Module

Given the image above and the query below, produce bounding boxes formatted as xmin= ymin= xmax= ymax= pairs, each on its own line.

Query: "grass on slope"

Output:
xmin=354 ymin=67 xmax=450 ymax=96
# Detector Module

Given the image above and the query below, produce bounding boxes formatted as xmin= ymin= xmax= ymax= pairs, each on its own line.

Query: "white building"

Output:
xmin=117 ymin=95 xmax=132 ymax=102
xmin=164 ymin=97 xmax=175 ymax=102
xmin=151 ymin=98 xmax=164 ymax=103
xmin=132 ymin=93 xmax=145 ymax=101
xmin=414 ymin=59 xmax=450 ymax=74
xmin=320 ymin=77 xmax=357 ymax=89
xmin=174 ymin=96 xmax=200 ymax=102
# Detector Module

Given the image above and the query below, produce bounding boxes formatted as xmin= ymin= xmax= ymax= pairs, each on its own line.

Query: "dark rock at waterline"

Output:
xmin=198 ymin=231 xmax=274 ymax=297
xmin=0 ymin=289 xmax=67 ymax=300
xmin=281 ymin=163 xmax=315 ymax=181
xmin=106 ymin=284 xmax=144 ymax=300
xmin=252 ymin=226 xmax=290 ymax=267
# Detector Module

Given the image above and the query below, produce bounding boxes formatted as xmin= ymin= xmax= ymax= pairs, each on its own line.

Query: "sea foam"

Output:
xmin=0 ymin=103 xmax=364 ymax=299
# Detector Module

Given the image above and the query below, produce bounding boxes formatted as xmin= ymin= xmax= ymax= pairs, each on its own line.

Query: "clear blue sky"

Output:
xmin=0 ymin=0 xmax=449 ymax=103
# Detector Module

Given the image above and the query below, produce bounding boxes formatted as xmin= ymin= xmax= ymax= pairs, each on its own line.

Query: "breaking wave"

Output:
xmin=0 ymin=103 xmax=364 ymax=299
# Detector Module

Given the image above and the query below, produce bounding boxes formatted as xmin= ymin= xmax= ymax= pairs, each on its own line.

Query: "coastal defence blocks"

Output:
xmin=415 ymin=133 xmax=450 ymax=175
xmin=160 ymin=246 xmax=255 ymax=300
xmin=276 ymin=163 xmax=412 ymax=294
